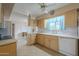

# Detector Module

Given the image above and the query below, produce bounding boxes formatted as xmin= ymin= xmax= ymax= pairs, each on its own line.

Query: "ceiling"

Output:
xmin=10 ymin=3 xmax=70 ymax=22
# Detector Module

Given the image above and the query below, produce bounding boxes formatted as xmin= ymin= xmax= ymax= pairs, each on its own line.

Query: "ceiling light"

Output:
xmin=38 ymin=3 xmax=48 ymax=14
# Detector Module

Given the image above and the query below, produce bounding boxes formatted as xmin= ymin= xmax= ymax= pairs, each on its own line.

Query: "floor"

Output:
xmin=35 ymin=44 xmax=64 ymax=56
xmin=17 ymin=45 xmax=52 ymax=56
xmin=17 ymin=36 xmax=52 ymax=56
xmin=17 ymin=36 xmax=64 ymax=56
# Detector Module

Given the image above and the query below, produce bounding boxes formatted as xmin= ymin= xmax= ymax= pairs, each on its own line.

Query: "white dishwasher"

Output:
xmin=59 ymin=37 xmax=78 ymax=56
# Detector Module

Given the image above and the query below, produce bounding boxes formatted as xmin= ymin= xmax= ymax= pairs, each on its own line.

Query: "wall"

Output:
xmin=13 ymin=21 xmax=28 ymax=47
xmin=14 ymin=21 xmax=28 ymax=39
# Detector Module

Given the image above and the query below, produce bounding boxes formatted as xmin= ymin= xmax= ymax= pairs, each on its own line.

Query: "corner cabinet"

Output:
xmin=36 ymin=34 xmax=45 ymax=45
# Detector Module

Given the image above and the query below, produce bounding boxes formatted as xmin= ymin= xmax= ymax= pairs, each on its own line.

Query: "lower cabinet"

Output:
xmin=36 ymin=34 xmax=59 ymax=51
xmin=0 ymin=42 xmax=16 ymax=56
xmin=59 ymin=37 xmax=78 ymax=56
xmin=49 ymin=36 xmax=59 ymax=51
xmin=44 ymin=37 xmax=50 ymax=48
xmin=36 ymin=34 xmax=78 ymax=56
xmin=36 ymin=34 xmax=45 ymax=45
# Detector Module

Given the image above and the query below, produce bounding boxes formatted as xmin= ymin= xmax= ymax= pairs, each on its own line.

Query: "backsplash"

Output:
xmin=37 ymin=27 xmax=78 ymax=36
xmin=58 ymin=27 xmax=77 ymax=35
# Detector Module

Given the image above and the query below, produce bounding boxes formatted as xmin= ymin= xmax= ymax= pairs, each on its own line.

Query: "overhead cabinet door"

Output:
xmin=65 ymin=9 xmax=77 ymax=28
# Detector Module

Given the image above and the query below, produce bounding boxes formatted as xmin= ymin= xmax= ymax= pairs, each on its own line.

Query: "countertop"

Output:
xmin=38 ymin=32 xmax=79 ymax=39
xmin=0 ymin=39 xmax=17 ymax=46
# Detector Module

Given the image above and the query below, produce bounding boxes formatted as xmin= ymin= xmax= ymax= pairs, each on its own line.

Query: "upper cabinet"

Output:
xmin=0 ymin=3 xmax=14 ymax=23
xmin=0 ymin=4 xmax=2 ymax=23
xmin=0 ymin=4 xmax=4 ymax=28
xmin=37 ymin=18 xmax=44 ymax=29
xmin=64 ymin=9 xmax=77 ymax=28
xmin=0 ymin=4 xmax=1 ymax=23
xmin=37 ymin=9 xmax=78 ymax=29
xmin=28 ymin=16 xmax=37 ymax=29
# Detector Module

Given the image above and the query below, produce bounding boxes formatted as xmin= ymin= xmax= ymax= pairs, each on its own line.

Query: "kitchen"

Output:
xmin=0 ymin=3 xmax=79 ymax=56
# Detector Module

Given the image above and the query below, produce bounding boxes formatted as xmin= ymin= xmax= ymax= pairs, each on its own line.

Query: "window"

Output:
xmin=44 ymin=16 xmax=64 ymax=30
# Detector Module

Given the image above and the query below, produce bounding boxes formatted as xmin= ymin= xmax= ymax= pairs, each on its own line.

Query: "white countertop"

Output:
xmin=38 ymin=32 xmax=79 ymax=39
xmin=0 ymin=39 xmax=17 ymax=46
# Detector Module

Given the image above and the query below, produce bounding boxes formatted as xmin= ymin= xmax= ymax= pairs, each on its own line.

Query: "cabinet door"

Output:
xmin=36 ymin=35 xmax=40 ymax=44
xmin=39 ymin=34 xmax=44 ymax=45
xmin=44 ymin=35 xmax=50 ymax=48
xmin=0 ymin=4 xmax=1 ymax=23
xmin=27 ymin=35 xmax=36 ymax=45
xmin=0 ymin=43 xmax=16 ymax=56
xmin=65 ymin=9 xmax=77 ymax=28
xmin=36 ymin=34 xmax=44 ymax=45
xmin=37 ymin=18 xmax=44 ymax=29
xmin=49 ymin=36 xmax=59 ymax=51
xmin=0 ymin=4 xmax=3 ymax=23
xmin=37 ymin=20 xmax=41 ymax=28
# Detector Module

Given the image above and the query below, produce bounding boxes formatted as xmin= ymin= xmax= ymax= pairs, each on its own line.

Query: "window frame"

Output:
xmin=44 ymin=15 xmax=65 ymax=31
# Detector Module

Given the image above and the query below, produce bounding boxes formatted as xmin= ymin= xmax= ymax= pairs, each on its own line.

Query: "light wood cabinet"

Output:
xmin=0 ymin=4 xmax=1 ymax=23
xmin=37 ymin=9 xmax=78 ymax=29
xmin=0 ymin=42 xmax=16 ymax=56
xmin=44 ymin=35 xmax=58 ymax=51
xmin=27 ymin=34 xmax=36 ymax=45
xmin=36 ymin=34 xmax=45 ymax=45
xmin=65 ymin=9 xmax=77 ymax=28
xmin=44 ymin=35 xmax=50 ymax=48
xmin=36 ymin=34 xmax=59 ymax=51
xmin=0 ymin=4 xmax=4 ymax=28
xmin=0 ymin=4 xmax=3 ymax=24
xmin=49 ymin=36 xmax=59 ymax=51
xmin=37 ymin=18 xmax=44 ymax=29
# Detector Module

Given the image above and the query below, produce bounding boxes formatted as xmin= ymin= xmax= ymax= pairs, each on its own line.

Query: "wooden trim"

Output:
xmin=0 ymin=42 xmax=16 ymax=47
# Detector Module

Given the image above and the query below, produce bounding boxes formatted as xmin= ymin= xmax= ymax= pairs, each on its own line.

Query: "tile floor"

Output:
xmin=17 ymin=45 xmax=52 ymax=56
xmin=16 ymin=37 xmax=63 ymax=56
xmin=17 ymin=37 xmax=52 ymax=56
